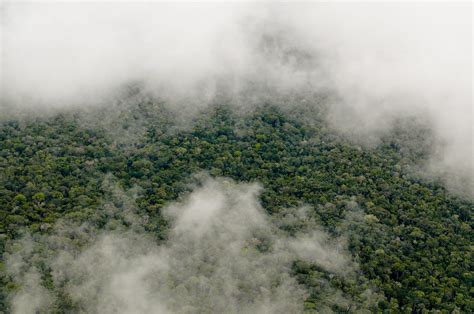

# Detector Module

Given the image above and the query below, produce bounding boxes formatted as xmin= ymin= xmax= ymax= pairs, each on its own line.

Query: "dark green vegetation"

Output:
xmin=1 ymin=102 xmax=472 ymax=312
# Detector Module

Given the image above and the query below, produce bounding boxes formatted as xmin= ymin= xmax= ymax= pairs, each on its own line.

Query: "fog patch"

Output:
xmin=4 ymin=176 xmax=364 ymax=313
xmin=5 ymin=236 xmax=53 ymax=314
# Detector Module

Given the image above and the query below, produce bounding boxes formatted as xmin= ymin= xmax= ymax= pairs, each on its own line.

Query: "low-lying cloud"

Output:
xmin=5 ymin=177 xmax=366 ymax=313
xmin=1 ymin=2 xmax=472 ymax=194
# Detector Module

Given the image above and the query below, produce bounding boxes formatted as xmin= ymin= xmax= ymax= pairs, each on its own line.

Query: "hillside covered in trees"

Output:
xmin=0 ymin=101 xmax=472 ymax=313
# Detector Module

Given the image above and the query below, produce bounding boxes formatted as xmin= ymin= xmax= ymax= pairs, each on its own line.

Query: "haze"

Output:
xmin=1 ymin=2 xmax=472 ymax=195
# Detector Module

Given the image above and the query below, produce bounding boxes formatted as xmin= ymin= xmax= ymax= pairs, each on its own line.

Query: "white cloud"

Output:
xmin=1 ymin=2 xmax=471 ymax=194
xmin=6 ymin=177 xmax=360 ymax=313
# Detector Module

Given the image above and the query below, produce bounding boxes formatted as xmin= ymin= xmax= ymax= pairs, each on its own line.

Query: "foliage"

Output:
xmin=0 ymin=103 xmax=472 ymax=312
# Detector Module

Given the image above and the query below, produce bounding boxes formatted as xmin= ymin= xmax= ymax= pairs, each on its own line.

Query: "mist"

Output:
xmin=5 ymin=176 xmax=376 ymax=313
xmin=1 ymin=2 xmax=472 ymax=194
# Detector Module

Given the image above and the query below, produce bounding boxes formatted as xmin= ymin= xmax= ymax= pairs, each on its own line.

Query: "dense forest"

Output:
xmin=0 ymin=100 xmax=472 ymax=313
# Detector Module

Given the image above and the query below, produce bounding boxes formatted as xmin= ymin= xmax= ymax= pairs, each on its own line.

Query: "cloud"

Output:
xmin=5 ymin=235 xmax=53 ymax=313
xmin=1 ymin=2 xmax=471 ymax=194
xmin=5 ymin=176 xmax=363 ymax=313
xmin=275 ymin=3 xmax=472 ymax=196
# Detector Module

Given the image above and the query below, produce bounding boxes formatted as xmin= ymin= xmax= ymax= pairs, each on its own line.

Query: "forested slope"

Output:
xmin=0 ymin=103 xmax=472 ymax=312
